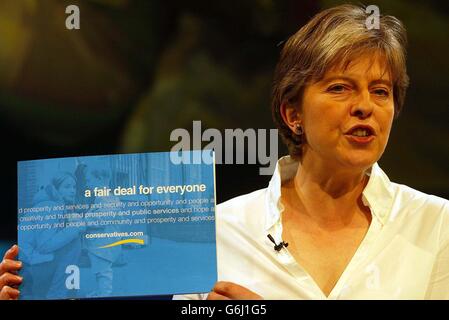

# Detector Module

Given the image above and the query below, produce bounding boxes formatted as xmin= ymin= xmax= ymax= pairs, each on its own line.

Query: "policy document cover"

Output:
xmin=17 ymin=150 xmax=217 ymax=299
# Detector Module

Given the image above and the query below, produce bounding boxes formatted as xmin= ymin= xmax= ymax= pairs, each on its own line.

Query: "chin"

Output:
xmin=340 ymin=152 xmax=378 ymax=170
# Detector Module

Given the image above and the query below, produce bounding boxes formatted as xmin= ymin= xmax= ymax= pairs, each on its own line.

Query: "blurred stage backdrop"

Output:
xmin=1 ymin=0 xmax=448 ymax=259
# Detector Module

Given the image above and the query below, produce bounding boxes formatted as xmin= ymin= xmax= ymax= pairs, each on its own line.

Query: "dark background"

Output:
xmin=1 ymin=0 xmax=448 ymax=253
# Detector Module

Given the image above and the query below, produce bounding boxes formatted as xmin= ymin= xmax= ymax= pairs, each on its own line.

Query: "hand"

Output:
xmin=0 ymin=245 xmax=22 ymax=300
xmin=207 ymin=281 xmax=263 ymax=300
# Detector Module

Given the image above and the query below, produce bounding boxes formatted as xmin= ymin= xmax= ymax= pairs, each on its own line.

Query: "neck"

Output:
xmin=291 ymin=155 xmax=371 ymax=227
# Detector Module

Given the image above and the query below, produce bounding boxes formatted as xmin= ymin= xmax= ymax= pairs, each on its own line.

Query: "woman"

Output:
xmin=2 ymin=4 xmax=448 ymax=300
xmin=17 ymin=172 xmax=85 ymax=299
xmin=174 ymin=4 xmax=449 ymax=300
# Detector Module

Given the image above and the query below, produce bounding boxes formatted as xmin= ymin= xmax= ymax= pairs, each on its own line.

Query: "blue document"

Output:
xmin=17 ymin=151 xmax=217 ymax=300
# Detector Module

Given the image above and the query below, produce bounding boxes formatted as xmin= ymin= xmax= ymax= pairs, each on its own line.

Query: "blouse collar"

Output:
xmin=265 ymin=155 xmax=395 ymax=230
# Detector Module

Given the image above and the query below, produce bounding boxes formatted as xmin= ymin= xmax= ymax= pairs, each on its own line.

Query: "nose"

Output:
xmin=350 ymin=91 xmax=374 ymax=119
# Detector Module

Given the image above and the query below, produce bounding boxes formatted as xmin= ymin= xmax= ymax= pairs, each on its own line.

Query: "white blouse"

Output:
xmin=175 ymin=156 xmax=449 ymax=299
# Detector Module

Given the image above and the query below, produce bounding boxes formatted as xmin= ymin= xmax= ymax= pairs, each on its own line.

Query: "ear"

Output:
xmin=280 ymin=101 xmax=302 ymax=134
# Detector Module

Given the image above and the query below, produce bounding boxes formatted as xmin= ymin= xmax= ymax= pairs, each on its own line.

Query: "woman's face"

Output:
xmin=299 ymin=53 xmax=395 ymax=171
xmin=57 ymin=177 xmax=76 ymax=204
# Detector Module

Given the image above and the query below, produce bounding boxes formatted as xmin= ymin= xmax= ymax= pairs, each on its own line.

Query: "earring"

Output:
xmin=295 ymin=123 xmax=303 ymax=136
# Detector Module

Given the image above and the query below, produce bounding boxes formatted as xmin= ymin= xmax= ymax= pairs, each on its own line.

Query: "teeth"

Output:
xmin=352 ymin=129 xmax=369 ymax=137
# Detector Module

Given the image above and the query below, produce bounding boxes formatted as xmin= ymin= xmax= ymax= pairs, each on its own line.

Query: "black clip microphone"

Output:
xmin=267 ymin=234 xmax=289 ymax=252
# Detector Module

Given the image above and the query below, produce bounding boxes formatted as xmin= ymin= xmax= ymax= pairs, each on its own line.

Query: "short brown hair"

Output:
xmin=271 ymin=4 xmax=409 ymax=159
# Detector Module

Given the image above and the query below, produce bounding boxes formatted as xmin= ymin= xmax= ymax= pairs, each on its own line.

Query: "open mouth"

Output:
xmin=346 ymin=125 xmax=375 ymax=137
xmin=345 ymin=125 xmax=375 ymax=143
xmin=349 ymin=128 xmax=372 ymax=137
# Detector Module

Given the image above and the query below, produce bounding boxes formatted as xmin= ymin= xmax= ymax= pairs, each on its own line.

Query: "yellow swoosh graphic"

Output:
xmin=99 ymin=238 xmax=144 ymax=249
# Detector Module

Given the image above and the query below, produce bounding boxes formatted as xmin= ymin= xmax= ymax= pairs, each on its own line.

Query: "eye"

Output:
xmin=327 ymin=84 xmax=348 ymax=93
xmin=372 ymin=88 xmax=390 ymax=97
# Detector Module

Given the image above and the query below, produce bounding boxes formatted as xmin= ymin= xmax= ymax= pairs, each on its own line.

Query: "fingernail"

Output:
xmin=16 ymin=261 xmax=22 ymax=267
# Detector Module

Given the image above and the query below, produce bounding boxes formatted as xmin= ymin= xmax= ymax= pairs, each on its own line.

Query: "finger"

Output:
xmin=0 ymin=259 xmax=22 ymax=275
xmin=0 ymin=286 xmax=20 ymax=300
xmin=207 ymin=291 xmax=231 ymax=300
xmin=213 ymin=281 xmax=262 ymax=300
xmin=0 ymin=272 xmax=23 ymax=289
xmin=3 ymin=245 xmax=19 ymax=261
